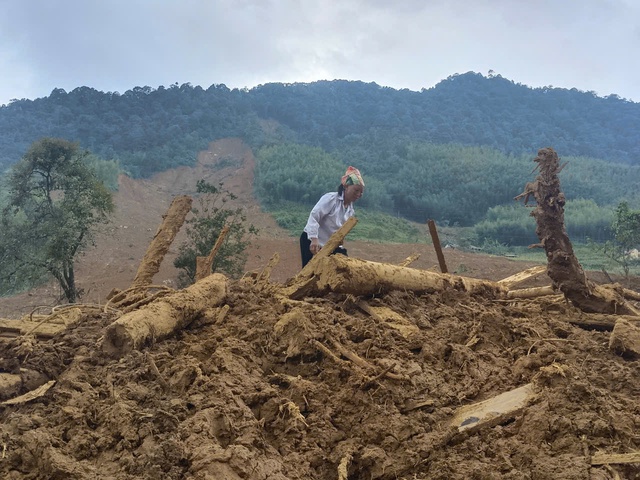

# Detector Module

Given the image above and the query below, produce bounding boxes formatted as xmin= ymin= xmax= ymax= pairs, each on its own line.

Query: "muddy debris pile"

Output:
xmin=1 ymin=251 xmax=639 ymax=480
xmin=0 ymin=148 xmax=639 ymax=479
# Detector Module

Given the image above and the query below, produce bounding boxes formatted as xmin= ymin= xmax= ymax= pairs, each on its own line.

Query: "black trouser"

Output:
xmin=299 ymin=232 xmax=348 ymax=268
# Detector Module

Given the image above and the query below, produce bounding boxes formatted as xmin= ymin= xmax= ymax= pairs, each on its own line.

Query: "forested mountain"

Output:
xmin=1 ymin=71 xmax=639 ymax=237
xmin=1 ymin=72 xmax=638 ymax=178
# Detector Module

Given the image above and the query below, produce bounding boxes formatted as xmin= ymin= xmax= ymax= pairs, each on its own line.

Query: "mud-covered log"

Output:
xmin=565 ymin=314 xmax=640 ymax=331
xmin=300 ymin=216 xmax=358 ymax=276
xmin=517 ymin=148 xmax=638 ymax=315
xmin=131 ymin=195 xmax=193 ymax=288
xmin=102 ymin=273 xmax=227 ymax=357
xmin=0 ymin=318 xmax=65 ymax=338
xmin=507 ymin=285 xmax=557 ymax=299
xmin=289 ymin=255 xmax=507 ymax=298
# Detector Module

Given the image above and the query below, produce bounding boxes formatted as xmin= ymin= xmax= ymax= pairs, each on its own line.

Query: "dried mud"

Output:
xmin=1 ymin=139 xmax=639 ymax=479
xmin=1 ymin=274 xmax=639 ymax=479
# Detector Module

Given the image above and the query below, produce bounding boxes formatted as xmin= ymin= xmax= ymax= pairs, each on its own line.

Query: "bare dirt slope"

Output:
xmin=0 ymin=139 xmax=638 ymax=480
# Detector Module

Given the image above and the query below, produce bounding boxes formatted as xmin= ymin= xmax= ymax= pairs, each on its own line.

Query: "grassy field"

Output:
xmin=482 ymin=243 xmax=640 ymax=277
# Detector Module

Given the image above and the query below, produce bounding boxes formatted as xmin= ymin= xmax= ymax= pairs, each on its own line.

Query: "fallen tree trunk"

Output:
xmin=288 ymin=255 xmax=507 ymax=298
xmin=131 ymin=195 xmax=193 ymax=288
xmin=507 ymin=285 xmax=557 ymax=299
xmin=516 ymin=148 xmax=638 ymax=315
xmin=566 ymin=314 xmax=640 ymax=331
xmin=102 ymin=273 xmax=227 ymax=357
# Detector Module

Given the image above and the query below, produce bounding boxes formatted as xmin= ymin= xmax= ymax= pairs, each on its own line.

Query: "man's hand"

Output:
xmin=310 ymin=238 xmax=321 ymax=255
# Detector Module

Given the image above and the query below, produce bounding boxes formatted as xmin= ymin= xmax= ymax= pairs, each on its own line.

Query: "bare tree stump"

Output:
xmin=517 ymin=148 xmax=637 ymax=315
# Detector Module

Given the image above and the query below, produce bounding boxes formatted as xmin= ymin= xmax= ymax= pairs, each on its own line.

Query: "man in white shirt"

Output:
xmin=300 ymin=166 xmax=365 ymax=268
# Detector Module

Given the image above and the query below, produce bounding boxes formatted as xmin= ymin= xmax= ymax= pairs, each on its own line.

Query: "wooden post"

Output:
xmin=498 ymin=265 xmax=547 ymax=288
xmin=427 ymin=219 xmax=448 ymax=273
xmin=516 ymin=148 xmax=638 ymax=315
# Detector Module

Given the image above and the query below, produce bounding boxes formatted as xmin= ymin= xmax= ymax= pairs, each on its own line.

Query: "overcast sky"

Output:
xmin=0 ymin=0 xmax=638 ymax=106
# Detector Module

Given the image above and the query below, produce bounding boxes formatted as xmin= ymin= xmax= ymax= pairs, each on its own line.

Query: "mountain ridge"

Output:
xmin=1 ymin=72 xmax=638 ymax=178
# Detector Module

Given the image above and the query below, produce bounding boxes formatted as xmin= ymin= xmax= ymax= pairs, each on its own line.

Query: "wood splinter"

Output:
xmin=328 ymin=337 xmax=407 ymax=381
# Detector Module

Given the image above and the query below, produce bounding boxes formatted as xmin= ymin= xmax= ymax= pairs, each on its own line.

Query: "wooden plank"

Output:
xmin=498 ymin=265 xmax=547 ymax=288
xmin=0 ymin=318 xmax=65 ymax=338
xmin=450 ymin=383 xmax=535 ymax=433
xmin=591 ymin=452 xmax=640 ymax=465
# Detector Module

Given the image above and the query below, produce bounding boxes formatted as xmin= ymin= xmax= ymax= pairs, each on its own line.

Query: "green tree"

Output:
xmin=598 ymin=202 xmax=640 ymax=279
xmin=173 ymin=180 xmax=258 ymax=286
xmin=1 ymin=138 xmax=114 ymax=302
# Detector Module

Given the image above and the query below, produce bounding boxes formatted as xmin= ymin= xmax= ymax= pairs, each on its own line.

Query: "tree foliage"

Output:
xmin=2 ymin=73 xmax=639 ymax=179
xmin=2 ymin=74 xmax=639 ymax=246
xmin=0 ymin=138 xmax=114 ymax=301
xmin=173 ymin=180 xmax=258 ymax=286
xmin=596 ymin=202 xmax=640 ymax=279
xmin=472 ymin=199 xmax=614 ymax=247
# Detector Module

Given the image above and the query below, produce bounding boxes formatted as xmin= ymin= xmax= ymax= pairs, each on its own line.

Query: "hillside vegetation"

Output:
xmin=1 ymin=71 xmax=639 ymax=243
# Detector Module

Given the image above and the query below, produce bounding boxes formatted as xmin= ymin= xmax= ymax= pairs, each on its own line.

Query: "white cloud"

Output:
xmin=0 ymin=0 xmax=638 ymax=104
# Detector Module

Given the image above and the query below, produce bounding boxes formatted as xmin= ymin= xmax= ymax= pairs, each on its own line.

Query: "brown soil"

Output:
xmin=0 ymin=139 xmax=638 ymax=479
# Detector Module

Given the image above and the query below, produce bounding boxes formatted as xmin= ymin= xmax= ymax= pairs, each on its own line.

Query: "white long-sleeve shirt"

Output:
xmin=303 ymin=192 xmax=354 ymax=247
